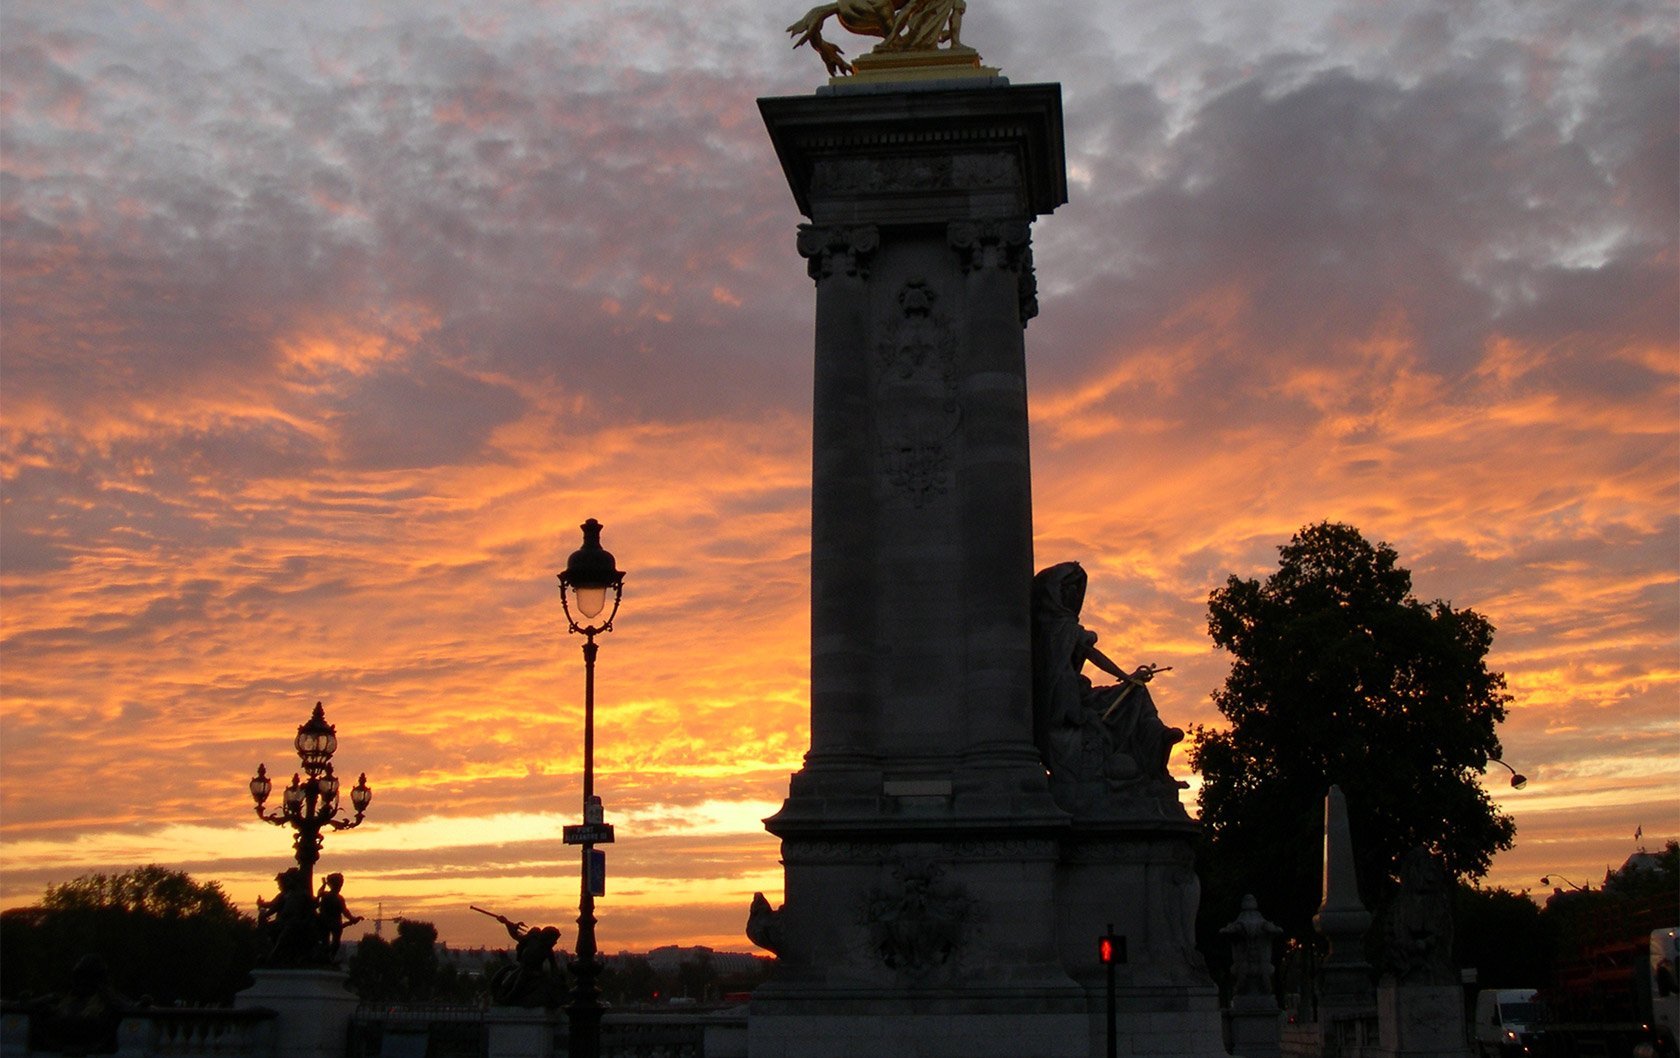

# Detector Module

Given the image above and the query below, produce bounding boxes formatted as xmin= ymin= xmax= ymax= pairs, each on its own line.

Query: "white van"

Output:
xmin=1473 ymin=988 xmax=1542 ymax=1058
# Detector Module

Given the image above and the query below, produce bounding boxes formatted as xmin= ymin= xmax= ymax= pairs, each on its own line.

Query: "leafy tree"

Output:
xmin=347 ymin=919 xmax=477 ymax=1003
xmin=600 ymin=955 xmax=661 ymax=1006
xmin=1190 ymin=522 xmax=1516 ymax=940
xmin=1453 ymin=885 xmax=1553 ymax=989
xmin=1543 ymin=840 xmax=1677 ymax=955
xmin=0 ymin=866 xmax=258 ymax=1004
xmin=676 ymin=949 xmax=718 ymax=1002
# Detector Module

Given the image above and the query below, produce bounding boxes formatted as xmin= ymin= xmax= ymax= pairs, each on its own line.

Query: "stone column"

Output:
xmin=796 ymin=222 xmax=882 ymax=798
xmin=949 ymin=219 xmax=1044 ymax=795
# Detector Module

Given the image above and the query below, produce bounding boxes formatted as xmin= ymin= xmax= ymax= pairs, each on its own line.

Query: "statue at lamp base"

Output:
xmin=255 ymin=869 xmax=362 ymax=967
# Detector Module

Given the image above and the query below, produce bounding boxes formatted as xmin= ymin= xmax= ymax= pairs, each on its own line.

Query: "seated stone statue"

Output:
xmin=1031 ymin=562 xmax=1186 ymax=814
xmin=1381 ymin=847 xmax=1456 ymax=987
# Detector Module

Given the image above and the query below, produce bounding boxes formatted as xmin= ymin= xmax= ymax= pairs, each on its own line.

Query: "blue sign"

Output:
xmin=588 ymin=849 xmax=606 ymax=897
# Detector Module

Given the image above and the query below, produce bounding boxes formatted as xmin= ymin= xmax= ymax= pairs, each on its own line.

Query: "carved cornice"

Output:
xmin=759 ymin=84 xmax=1068 ymax=223
xmin=782 ymin=837 xmax=1062 ymax=865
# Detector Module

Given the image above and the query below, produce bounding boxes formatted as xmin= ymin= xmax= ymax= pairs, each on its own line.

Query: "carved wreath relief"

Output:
xmin=875 ymin=279 xmax=960 ymax=507
xmin=863 ymin=859 xmax=974 ymax=977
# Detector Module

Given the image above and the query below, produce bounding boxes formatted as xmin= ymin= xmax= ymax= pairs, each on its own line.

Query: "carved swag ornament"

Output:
xmin=876 ymin=279 xmax=960 ymax=507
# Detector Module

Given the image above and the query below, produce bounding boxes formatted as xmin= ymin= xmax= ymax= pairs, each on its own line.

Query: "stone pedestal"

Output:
xmin=1227 ymin=1000 xmax=1285 ymax=1058
xmin=484 ymin=1008 xmax=560 ymax=1058
xmin=1059 ymin=821 xmax=1228 ymax=1058
xmin=1375 ymin=985 xmax=1468 ymax=1058
xmin=0 ymin=1014 xmax=22 ymax=1058
xmin=234 ymin=969 xmax=357 ymax=1058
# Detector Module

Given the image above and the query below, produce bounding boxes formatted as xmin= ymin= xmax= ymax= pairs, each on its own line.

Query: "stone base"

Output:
xmin=843 ymin=46 xmax=1000 ymax=85
xmin=484 ymin=1008 xmax=561 ymax=1058
xmin=749 ymin=982 xmax=1228 ymax=1058
xmin=748 ymin=993 xmax=1086 ymax=1058
xmin=1227 ymin=1003 xmax=1285 ymax=1058
xmin=1056 ymin=822 xmax=1230 ymax=1058
xmin=1079 ymin=988 xmax=1229 ymax=1058
xmin=1374 ymin=984 xmax=1469 ymax=1058
xmin=235 ymin=969 xmax=357 ymax=1058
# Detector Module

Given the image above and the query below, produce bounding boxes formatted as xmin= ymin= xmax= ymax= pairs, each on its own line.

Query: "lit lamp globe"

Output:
xmin=294 ymin=702 xmax=338 ymax=777
xmin=351 ymin=774 xmax=372 ymax=815
xmin=558 ymin=519 xmax=625 ymax=634
xmin=249 ymin=764 xmax=273 ymax=809
xmin=318 ymin=765 xmax=340 ymax=806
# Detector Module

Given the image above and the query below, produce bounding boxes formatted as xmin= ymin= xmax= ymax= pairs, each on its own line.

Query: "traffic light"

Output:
xmin=1099 ymin=932 xmax=1126 ymax=965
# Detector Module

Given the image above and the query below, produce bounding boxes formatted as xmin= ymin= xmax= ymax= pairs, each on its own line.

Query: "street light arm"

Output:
xmin=1488 ymin=757 xmax=1529 ymax=789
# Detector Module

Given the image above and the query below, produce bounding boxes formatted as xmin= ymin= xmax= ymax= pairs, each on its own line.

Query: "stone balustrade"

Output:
xmin=1 ymin=1005 xmax=276 ymax=1058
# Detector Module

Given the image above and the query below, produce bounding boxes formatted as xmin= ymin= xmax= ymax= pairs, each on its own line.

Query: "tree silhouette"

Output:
xmin=0 ymin=866 xmax=258 ymax=1005
xmin=1190 ymin=522 xmax=1516 ymax=939
xmin=347 ymin=919 xmax=477 ymax=1003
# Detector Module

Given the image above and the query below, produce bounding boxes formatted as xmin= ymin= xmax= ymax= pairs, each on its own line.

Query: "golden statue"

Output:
xmin=789 ymin=0 xmax=991 ymax=80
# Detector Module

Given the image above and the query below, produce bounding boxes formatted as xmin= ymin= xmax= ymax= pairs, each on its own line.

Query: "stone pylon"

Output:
xmin=749 ymin=73 xmax=1225 ymax=1058
xmin=1313 ymin=785 xmax=1374 ymax=1012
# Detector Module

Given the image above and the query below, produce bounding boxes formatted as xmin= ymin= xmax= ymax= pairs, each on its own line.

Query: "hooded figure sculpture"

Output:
xmin=1031 ymin=562 xmax=1185 ymax=813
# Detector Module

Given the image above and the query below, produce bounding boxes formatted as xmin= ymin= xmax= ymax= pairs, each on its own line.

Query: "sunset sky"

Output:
xmin=2 ymin=0 xmax=1675 ymax=955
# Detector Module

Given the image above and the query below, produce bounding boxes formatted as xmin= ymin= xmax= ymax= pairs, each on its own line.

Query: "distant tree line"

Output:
xmin=0 ymin=866 xmax=259 ymax=1006
xmin=596 ymin=948 xmax=773 ymax=1006
xmin=1452 ymin=841 xmax=1676 ymax=994
xmin=1 ymin=865 xmax=772 ymax=1010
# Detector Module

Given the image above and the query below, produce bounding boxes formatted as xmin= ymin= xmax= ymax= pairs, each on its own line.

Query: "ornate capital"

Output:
xmin=798 ymin=224 xmax=880 ymax=282
xmin=948 ymin=219 xmax=1029 ymax=272
xmin=948 ymin=219 xmax=1039 ymax=322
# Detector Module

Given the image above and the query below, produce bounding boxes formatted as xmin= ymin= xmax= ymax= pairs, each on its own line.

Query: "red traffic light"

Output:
xmin=1099 ymin=933 xmax=1126 ymax=964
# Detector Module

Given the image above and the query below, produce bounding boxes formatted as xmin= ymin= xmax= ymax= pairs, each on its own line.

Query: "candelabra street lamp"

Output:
xmin=249 ymin=701 xmax=372 ymax=964
xmin=557 ymin=519 xmax=624 ymax=1058
xmin=1489 ymin=758 xmax=1529 ymax=789
xmin=1541 ymin=873 xmax=1586 ymax=892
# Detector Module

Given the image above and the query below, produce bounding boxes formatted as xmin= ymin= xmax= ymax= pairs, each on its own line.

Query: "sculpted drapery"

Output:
xmin=1031 ymin=562 xmax=1186 ymax=813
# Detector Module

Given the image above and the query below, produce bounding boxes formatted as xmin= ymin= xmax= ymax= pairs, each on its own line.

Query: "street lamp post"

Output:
xmin=248 ymin=702 xmax=372 ymax=963
xmin=1489 ymin=758 xmax=1529 ymax=789
xmin=557 ymin=519 xmax=624 ymax=1058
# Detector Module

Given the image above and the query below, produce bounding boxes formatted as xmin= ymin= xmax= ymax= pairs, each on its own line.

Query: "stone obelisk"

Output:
xmin=749 ymin=13 xmax=1227 ymax=1056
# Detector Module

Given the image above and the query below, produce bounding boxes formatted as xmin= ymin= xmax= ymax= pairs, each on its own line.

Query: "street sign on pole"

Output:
xmin=588 ymin=849 xmax=606 ymax=897
xmin=564 ymin=822 xmax=615 ymax=845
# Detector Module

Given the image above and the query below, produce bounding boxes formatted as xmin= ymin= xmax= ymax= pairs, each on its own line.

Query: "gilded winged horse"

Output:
xmin=788 ymin=0 xmax=968 ymax=77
